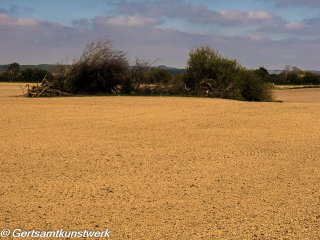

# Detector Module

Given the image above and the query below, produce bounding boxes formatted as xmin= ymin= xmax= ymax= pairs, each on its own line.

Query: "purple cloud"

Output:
xmin=258 ymin=22 xmax=304 ymax=33
xmin=0 ymin=14 xmax=94 ymax=64
xmin=304 ymin=15 xmax=320 ymax=26
xmin=92 ymin=15 xmax=164 ymax=27
xmin=257 ymin=14 xmax=320 ymax=38
xmin=267 ymin=0 xmax=320 ymax=8
xmin=114 ymin=0 xmax=282 ymax=27
xmin=0 ymin=13 xmax=319 ymax=70
xmin=0 ymin=14 xmax=39 ymax=27
xmin=71 ymin=18 xmax=91 ymax=27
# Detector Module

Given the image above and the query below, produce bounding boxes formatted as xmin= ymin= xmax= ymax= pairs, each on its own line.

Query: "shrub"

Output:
xmin=303 ymin=72 xmax=320 ymax=84
xmin=235 ymin=69 xmax=274 ymax=102
xmin=184 ymin=45 xmax=220 ymax=94
xmin=64 ymin=38 xmax=129 ymax=94
xmin=20 ymin=68 xmax=54 ymax=82
xmin=149 ymin=69 xmax=173 ymax=84
xmin=127 ymin=58 xmax=154 ymax=91
xmin=254 ymin=67 xmax=269 ymax=82
xmin=184 ymin=45 xmax=241 ymax=96
xmin=267 ymin=74 xmax=284 ymax=85
xmin=0 ymin=62 xmax=21 ymax=82
xmin=167 ymin=73 xmax=187 ymax=95
xmin=184 ymin=45 xmax=274 ymax=101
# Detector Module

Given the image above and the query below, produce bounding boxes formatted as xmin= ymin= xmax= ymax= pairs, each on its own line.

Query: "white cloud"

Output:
xmin=267 ymin=0 xmax=320 ymax=8
xmin=94 ymin=15 xmax=162 ymax=27
xmin=115 ymin=1 xmax=282 ymax=27
xmin=285 ymin=22 xmax=305 ymax=30
xmin=220 ymin=10 xmax=273 ymax=21
xmin=247 ymin=11 xmax=275 ymax=20
xmin=0 ymin=14 xmax=39 ymax=27
xmin=249 ymin=34 xmax=266 ymax=41
xmin=218 ymin=10 xmax=278 ymax=25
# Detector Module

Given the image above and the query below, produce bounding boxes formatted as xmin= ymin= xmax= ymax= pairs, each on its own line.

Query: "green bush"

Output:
xmin=184 ymin=45 xmax=221 ymax=94
xmin=120 ymin=78 xmax=134 ymax=95
xmin=0 ymin=62 xmax=54 ymax=83
xmin=149 ymin=69 xmax=173 ymax=84
xmin=235 ymin=69 xmax=274 ymax=102
xmin=0 ymin=62 xmax=21 ymax=82
xmin=303 ymin=72 xmax=320 ymax=84
xmin=254 ymin=67 xmax=269 ymax=82
xmin=184 ymin=45 xmax=274 ymax=101
xmin=20 ymin=68 xmax=54 ymax=82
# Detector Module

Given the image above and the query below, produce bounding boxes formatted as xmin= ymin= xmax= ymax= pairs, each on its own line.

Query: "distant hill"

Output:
xmin=157 ymin=65 xmax=185 ymax=75
xmin=306 ymin=70 xmax=320 ymax=74
xmin=0 ymin=65 xmax=7 ymax=73
xmin=268 ymin=70 xmax=282 ymax=74
xmin=268 ymin=69 xmax=320 ymax=74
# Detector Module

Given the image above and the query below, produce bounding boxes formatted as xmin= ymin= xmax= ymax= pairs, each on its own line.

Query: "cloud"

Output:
xmin=1 ymin=13 xmax=320 ymax=70
xmin=71 ymin=18 xmax=91 ymax=27
xmin=304 ymin=15 xmax=320 ymax=26
xmin=0 ymin=8 xmax=8 ymax=14
xmin=284 ymin=22 xmax=305 ymax=30
xmin=72 ymin=15 xmax=163 ymax=28
xmin=257 ymin=16 xmax=320 ymax=38
xmin=266 ymin=0 xmax=320 ymax=8
xmin=0 ymin=14 xmax=94 ymax=64
xmin=93 ymin=15 xmax=163 ymax=27
xmin=218 ymin=10 xmax=280 ymax=26
xmin=0 ymin=4 xmax=33 ymax=14
xmin=114 ymin=0 xmax=282 ymax=27
xmin=0 ymin=14 xmax=39 ymax=27
xmin=248 ymin=34 xmax=266 ymax=41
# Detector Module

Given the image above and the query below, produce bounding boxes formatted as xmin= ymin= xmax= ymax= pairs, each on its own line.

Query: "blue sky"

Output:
xmin=1 ymin=0 xmax=320 ymax=69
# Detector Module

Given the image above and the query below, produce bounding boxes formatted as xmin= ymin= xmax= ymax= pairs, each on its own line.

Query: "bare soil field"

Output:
xmin=275 ymin=88 xmax=320 ymax=103
xmin=275 ymin=85 xmax=320 ymax=90
xmin=1 ymin=83 xmax=320 ymax=239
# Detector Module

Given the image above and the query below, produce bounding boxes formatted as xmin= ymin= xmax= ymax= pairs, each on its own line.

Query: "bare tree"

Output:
xmin=66 ymin=38 xmax=129 ymax=94
xmin=284 ymin=65 xmax=291 ymax=79
xmin=292 ymin=66 xmax=302 ymax=74
xmin=128 ymin=58 xmax=160 ymax=91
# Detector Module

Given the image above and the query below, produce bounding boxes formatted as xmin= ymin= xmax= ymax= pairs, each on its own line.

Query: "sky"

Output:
xmin=0 ymin=0 xmax=320 ymax=70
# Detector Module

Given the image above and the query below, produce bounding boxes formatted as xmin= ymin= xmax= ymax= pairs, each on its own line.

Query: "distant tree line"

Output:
xmin=261 ymin=65 xmax=320 ymax=85
xmin=0 ymin=62 xmax=53 ymax=82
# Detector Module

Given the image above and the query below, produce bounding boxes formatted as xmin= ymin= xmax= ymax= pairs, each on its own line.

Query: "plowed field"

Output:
xmin=1 ymin=83 xmax=319 ymax=239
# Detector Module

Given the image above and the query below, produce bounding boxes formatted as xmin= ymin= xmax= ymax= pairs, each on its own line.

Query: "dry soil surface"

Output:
xmin=1 ymin=83 xmax=320 ymax=239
